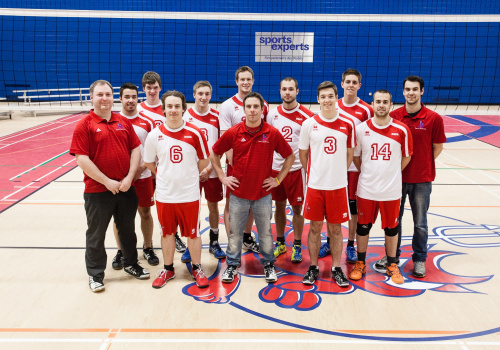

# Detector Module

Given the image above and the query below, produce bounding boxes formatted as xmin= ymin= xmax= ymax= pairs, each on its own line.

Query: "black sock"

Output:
xmin=310 ymin=265 xmax=318 ymax=270
xmin=209 ymin=230 xmax=218 ymax=245
xmin=192 ymin=264 xmax=201 ymax=271
xmin=334 ymin=266 xmax=342 ymax=272
xmin=117 ymin=250 xmax=122 ymax=254
xmin=243 ymin=232 xmax=252 ymax=243
xmin=358 ymin=252 xmax=366 ymax=263
xmin=277 ymin=236 xmax=285 ymax=244
xmin=387 ymin=256 xmax=397 ymax=265
xmin=347 ymin=240 xmax=354 ymax=247
xmin=326 ymin=237 xmax=330 ymax=245
xmin=164 ymin=264 xmax=174 ymax=271
xmin=294 ymin=239 xmax=301 ymax=246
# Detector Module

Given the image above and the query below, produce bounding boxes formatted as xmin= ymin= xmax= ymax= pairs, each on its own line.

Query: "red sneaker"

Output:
xmin=152 ymin=268 xmax=175 ymax=289
xmin=193 ymin=268 xmax=209 ymax=288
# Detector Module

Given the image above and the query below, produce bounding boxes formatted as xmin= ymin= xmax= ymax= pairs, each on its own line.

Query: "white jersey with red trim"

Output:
xmin=120 ymin=112 xmax=155 ymax=179
xmin=183 ymin=107 xmax=220 ymax=179
xmin=338 ymin=97 xmax=373 ymax=172
xmin=137 ymin=101 xmax=165 ymax=128
xmin=143 ymin=121 xmax=209 ymax=203
xmin=267 ymin=103 xmax=314 ymax=171
xmin=219 ymin=94 xmax=269 ymax=131
xmin=299 ymin=114 xmax=356 ymax=190
xmin=355 ymin=118 xmax=413 ymax=201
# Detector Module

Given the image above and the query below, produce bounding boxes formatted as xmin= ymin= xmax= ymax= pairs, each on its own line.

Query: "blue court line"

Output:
xmin=446 ymin=115 xmax=500 ymax=144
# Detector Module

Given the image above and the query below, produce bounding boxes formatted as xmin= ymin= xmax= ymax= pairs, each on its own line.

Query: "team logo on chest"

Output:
xmin=364 ymin=130 xmax=370 ymax=136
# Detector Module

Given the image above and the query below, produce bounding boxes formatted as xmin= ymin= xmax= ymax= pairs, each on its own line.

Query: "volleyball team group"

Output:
xmin=69 ymin=67 xmax=446 ymax=293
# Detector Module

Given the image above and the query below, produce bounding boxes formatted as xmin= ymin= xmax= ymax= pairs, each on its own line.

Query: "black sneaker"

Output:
xmin=264 ymin=263 xmax=278 ymax=283
xmin=175 ymin=235 xmax=187 ymax=253
xmin=112 ymin=250 xmax=123 ymax=270
xmin=222 ymin=265 xmax=238 ymax=283
xmin=302 ymin=266 xmax=319 ymax=285
xmin=332 ymin=268 xmax=349 ymax=287
xmin=143 ymin=246 xmax=160 ymax=266
xmin=89 ymin=276 xmax=105 ymax=292
xmin=124 ymin=263 xmax=150 ymax=280
xmin=242 ymin=235 xmax=259 ymax=253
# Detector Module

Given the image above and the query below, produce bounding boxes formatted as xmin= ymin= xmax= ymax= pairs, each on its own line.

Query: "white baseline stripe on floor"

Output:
xmin=1 ymin=8 xmax=499 ymax=22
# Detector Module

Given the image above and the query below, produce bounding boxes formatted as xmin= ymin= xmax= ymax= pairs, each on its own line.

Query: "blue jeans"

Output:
xmin=396 ymin=182 xmax=432 ymax=262
xmin=226 ymin=193 xmax=275 ymax=267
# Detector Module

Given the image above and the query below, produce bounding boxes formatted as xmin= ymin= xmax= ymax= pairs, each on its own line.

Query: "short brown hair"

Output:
xmin=403 ymin=75 xmax=425 ymax=90
xmin=317 ymin=81 xmax=338 ymax=98
xmin=89 ymin=80 xmax=113 ymax=95
xmin=373 ymin=89 xmax=393 ymax=103
xmin=193 ymin=80 xmax=212 ymax=93
xmin=280 ymin=77 xmax=298 ymax=89
xmin=161 ymin=90 xmax=187 ymax=112
xmin=243 ymin=91 xmax=264 ymax=109
xmin=142 ymin=71 xmax=162 ymax=89
xmin=342 ymin=69 xmax=362 ymax=82
xmin=119 ymin=83 xmax=138 ymax=98
xmin=235 ymin=66 xmax=254 ymax=81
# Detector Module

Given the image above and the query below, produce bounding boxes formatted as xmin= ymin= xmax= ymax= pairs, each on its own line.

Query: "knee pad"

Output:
xmin=384 ymin=226 xmax=399 ymax=237
xmin=356 ymin=223 xmax=372 ymax=236
xmin=349 ymin=199 xmax=357 ymax=215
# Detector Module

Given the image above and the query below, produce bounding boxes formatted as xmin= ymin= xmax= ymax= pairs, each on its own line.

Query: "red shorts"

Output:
xmin=134 ymin=177 xmax=154 ymax=207
xmin=271 ymin=169 xmax=305 ymax=206
xmin=156 ymin=200 xmax=200 ymax=239
xmin=347 ymin=171 xmax=360 ymax=200
xmin=302 ymin=187 xmax=350 ymax=224
xmin=200 ymin=177 xmax=223 ymax=203
xmin=357 ymin=197 xmax=400 ymax=229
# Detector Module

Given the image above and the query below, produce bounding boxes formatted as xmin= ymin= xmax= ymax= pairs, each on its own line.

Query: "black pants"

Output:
xmin=83 ymin=188 xmax=138 ymax=278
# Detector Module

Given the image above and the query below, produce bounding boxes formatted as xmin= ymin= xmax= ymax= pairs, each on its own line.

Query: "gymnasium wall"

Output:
xmin=0 ymin=1 xmax=499 ymax=104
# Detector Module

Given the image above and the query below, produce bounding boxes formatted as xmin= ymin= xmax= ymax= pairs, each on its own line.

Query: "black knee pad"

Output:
xmin=356 ymin=223 xmax=372 ymax=236
xmin=384 ymin=226 xmax=399 ymax=237
xmin=349 ymin=199 xmax=357 ymax=215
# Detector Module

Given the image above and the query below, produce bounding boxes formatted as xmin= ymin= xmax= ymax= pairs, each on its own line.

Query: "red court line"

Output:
xmin=0 ymin=113 xmax=84 ymax=213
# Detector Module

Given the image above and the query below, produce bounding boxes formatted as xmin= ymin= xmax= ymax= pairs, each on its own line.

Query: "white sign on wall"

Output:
xmin=255 ymin=32 xmax=314 ymax=63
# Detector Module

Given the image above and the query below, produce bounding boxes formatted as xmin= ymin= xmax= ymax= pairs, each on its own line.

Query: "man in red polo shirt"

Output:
xmin=375 ymin=75 xmax=446 ymax=278
xmin=70 ymin=80 xmax=150 ymax=293
xmin=210 ymin=92 xmax=294 ymax=284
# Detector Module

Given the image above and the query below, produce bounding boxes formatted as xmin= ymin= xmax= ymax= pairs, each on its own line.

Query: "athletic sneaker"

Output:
xmin=242 ymin=235 xmax=260 ymax=253
xmin=318 ymin=242 xmax=331 ymax=258
xmin=345 ymin=246 xmax=357 ymax=264
xmin=413 ymin=261 xmax=426 ymax=278
xmin=111 ymin=250 xmax=123 ymax=270
xmin=143 ymin=246 xmax=159 ymax=266
xmin=152 ymin=268 xmax=175 ymax=289
xmin=181 ymin=248 xmax=191 ymax=263
xmin=89 ymin=276 xmax=105 ymax=292
xmin=291 ymin=245 xmax=302 ymax=263
xmin=273 ymin=241 xmax=286 ymax=257
xmin=387 ymin=263 xmax=404 ymax=284
xmin=302 ymin=266 xmax=319 ymax=285
xmin=209 ymin=243 xmax=226 ymax=259
xmin=332 ymin=268 xmax=350 ymax=287
xmin=349 ymin=261 xmax=366 ymax=280
xmin=124 ymin=263 xmax=150 ymax=280
xmin=222 ymin=265 xmax=238 ymax=283
xmin=264 ymin=263 xmax=278 ymax=283
xmin=374 ymin=255 xmax=400 ymax=270
xmin=193 ymin=268 xmax=210 ymax=288
xmin=175 ymin=235 xmax=187 ymax=253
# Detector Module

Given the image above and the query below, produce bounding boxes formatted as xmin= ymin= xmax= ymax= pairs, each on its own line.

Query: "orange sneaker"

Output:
xmin=386 ymin=263 xmax=404 ymax=284
xmin=349 ymin=261 xmax=366 ymax=280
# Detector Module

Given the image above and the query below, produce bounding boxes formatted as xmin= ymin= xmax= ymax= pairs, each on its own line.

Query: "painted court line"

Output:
xmin=0 ymin=114 xmax=80 ymax=142
xmin=0 ymin=121 xmax=76 ymax=151
xmin=8 ymin=151 xmax=69 ymax=180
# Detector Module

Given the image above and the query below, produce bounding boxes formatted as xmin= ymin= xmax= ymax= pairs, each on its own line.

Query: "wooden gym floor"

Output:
xmin=0 ymin=109 xmax=499 ymax=349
